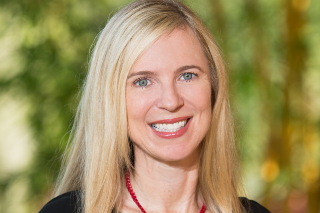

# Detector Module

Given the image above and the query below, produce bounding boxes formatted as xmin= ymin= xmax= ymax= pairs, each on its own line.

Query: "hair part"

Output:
xmin=53 ymin=1 xmax=245 ymax=213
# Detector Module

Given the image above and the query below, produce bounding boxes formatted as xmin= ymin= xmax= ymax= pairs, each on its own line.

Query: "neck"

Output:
xmin=123 ymin=146 xmax=203 ymax=213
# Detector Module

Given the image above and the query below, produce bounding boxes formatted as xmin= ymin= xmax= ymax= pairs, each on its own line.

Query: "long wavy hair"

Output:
xmin=53 ymin=0 xmax=244 ymax=212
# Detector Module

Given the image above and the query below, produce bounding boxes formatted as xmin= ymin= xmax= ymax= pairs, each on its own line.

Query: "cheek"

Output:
xmin=126 ymin=90 xmax=155 ymax=126
xmin=183 ymin=82 xmax=212 ymax=110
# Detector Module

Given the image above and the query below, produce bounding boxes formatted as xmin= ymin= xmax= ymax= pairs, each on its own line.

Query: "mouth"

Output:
xmin=151 ymin=118 xmax=191 ymax=132
xmin=149 ymin=117 xmax=192 ymax=139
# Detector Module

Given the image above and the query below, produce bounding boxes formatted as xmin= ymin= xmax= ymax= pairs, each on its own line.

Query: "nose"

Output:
xmin=157 ymin=84 xmax=184 ymax=112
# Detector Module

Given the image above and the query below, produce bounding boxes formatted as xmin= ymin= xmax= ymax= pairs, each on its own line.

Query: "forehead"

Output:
xmin=129 ymin=27 xmax=208 ymax=73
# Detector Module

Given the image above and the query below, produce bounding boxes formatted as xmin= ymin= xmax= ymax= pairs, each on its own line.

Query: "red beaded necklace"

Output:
xmin=125 ymin=171 xmax=206 ymax=213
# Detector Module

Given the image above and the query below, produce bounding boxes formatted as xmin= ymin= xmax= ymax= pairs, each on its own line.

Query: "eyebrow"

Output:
xmin=127 ymin=65 xmax=204 ymax=79
xmin=127 ymin=71 xmax=158 ymax=79
xmin=177 ymin=65 xmax=204 ymax=73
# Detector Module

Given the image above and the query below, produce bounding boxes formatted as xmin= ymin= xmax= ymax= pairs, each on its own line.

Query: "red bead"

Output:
xmin=200 ymin=204 xmax=206 ymax=213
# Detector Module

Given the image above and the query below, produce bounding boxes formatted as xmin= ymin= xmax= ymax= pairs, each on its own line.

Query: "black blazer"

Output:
xmin=39 ymin=190 xmax=270 ymax=213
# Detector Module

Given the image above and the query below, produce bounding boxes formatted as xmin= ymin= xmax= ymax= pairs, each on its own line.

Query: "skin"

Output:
xmin=123 ymin=27 xmax=212 ymax=213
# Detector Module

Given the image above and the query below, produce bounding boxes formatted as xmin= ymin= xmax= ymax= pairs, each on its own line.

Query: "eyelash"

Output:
xmin=179 ymin=72 xmax=197 ymax=82
xmin=133 ymin=77 xmax=152 ymax=88
xmin=132 ymin=72 xmax=198 ymax=88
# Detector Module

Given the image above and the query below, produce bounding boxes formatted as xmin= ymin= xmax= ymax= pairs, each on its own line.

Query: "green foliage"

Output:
xmin=0 ymin=0 xmax=319 ymax=212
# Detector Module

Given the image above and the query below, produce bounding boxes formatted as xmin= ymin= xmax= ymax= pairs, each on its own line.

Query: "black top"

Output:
xmin=39 ymin=191 xmax=270 ymax=213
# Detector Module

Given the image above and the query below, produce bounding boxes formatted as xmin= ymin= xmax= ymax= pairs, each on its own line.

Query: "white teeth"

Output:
xmin=151 ymin=119 xmax=188 ymax=132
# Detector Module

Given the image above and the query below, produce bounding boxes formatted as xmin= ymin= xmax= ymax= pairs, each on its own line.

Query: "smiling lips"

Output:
xmin=149 ymin=117 xmax=192 ymax=139
xmin=151 ymin=120 xmax=187 ymax=132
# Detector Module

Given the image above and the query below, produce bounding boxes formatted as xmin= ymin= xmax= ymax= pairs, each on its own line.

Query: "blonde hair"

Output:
xmin=54 ymin=0 xmax=244 ymax=212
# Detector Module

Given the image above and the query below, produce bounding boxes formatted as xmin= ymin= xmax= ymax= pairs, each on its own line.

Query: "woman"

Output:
xmin=40 ymin=0 xmax=270 ymax=213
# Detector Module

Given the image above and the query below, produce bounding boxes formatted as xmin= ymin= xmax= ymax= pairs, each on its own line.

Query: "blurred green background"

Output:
xmin=0 ymin=0 xmax=319 ymax=212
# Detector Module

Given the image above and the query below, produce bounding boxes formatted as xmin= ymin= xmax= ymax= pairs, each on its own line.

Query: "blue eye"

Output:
xmin=138 ymin=79 xmax=148 ymax=86
xmin=181 ymin=73 xmax=195 ymax=81
xmin=134 ymin=78 xmax=151 ymax=87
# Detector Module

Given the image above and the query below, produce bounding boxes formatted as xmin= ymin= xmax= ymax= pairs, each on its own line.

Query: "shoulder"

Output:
xmin=39 ymin=191 xmax=80 ymax=213
xmin=240 ymin=197 xmax=271 ymax=213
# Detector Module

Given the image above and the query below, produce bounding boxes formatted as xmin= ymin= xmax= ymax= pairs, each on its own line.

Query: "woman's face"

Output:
xmin=126 ymin=27 xmax=212 ymax=163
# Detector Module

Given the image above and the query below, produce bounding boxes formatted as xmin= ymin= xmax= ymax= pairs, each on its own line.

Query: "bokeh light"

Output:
xmin=0 ymin=0 xmax=319 ymax=212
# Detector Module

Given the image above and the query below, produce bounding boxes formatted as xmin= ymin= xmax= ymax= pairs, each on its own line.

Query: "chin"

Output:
xmin=153 ymin=143 xmax=201 ymax=164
